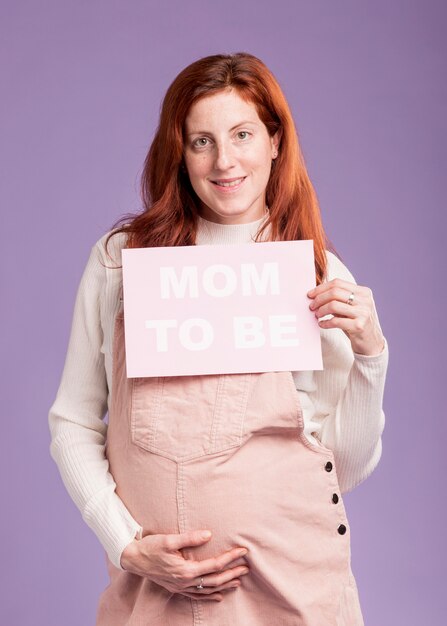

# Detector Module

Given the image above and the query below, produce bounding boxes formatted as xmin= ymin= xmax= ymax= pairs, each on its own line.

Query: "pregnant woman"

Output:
xmin=48 ymin=52 xmax=389 ymax=625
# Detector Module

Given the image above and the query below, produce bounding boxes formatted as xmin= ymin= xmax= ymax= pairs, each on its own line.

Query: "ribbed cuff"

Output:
xmin=82 ymin=487 xmax=143 ymax=571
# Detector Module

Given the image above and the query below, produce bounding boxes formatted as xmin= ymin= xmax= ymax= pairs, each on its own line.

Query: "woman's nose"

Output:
xmin=214 ymin=141 xmax=236 ymax=171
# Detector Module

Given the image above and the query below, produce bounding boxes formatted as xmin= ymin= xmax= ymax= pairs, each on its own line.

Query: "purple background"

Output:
xmin=1 ymin=1 xmax=444 ymax=624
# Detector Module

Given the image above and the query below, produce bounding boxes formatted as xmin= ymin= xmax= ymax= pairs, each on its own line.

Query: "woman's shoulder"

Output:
xmin=324 ymin=249 xmax=357 ymax=285
xmin=93 ymin=228 xmax=129 ymax=267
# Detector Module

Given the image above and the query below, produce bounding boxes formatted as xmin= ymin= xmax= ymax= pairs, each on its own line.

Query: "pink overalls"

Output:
xmin=96 ymin=291 xmax=365 ymax=625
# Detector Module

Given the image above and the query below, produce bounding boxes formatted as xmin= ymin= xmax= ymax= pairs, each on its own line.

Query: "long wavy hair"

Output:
xmin=104 ymin=52 xmax=338 ymax=284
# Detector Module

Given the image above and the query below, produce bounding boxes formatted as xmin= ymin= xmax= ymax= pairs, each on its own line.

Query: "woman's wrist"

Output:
xmin=354 ymin=340 xmax=385 ymax=357
xmin=353 ymin=339 xmax=387 ymax=361
xmin=120 ymin=537 xmax=141 ymax=570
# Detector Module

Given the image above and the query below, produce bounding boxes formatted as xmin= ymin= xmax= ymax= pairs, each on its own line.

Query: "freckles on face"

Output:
xmin=182 ymin=89 xmax=279 ymax=224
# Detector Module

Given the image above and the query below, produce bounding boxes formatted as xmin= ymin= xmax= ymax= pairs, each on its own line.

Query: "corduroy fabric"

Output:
xmin=95 ymin=296 xmax=365 ymax=626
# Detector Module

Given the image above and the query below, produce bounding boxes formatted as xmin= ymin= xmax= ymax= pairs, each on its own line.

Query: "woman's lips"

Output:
xmin=210 ymin=176 xmax=247 ymax=192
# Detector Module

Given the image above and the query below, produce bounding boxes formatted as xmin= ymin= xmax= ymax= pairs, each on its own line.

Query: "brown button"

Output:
xmin=325 ymin=461 xmax=333 ymax=472
xmin=332 ymin=493 xmax=339 ymax=504
xmin=337 ymin=524 xmax=347 ymax=535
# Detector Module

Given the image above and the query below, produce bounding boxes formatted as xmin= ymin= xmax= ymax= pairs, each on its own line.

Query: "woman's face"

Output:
xmin=183 ymin=88 xmax=280 ymax=225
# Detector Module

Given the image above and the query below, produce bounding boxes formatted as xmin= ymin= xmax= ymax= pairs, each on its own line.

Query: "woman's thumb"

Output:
xmin=168 ymin=530 xmax=212 ymax=550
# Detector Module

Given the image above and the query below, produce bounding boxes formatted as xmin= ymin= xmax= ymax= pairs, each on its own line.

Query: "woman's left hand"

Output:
xmin=307 ymin=278 xmax=386 ymax=357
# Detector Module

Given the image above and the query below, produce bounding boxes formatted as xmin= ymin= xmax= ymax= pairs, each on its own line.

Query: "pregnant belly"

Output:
xmin=112 ymin=432 xmax=348 ymax=579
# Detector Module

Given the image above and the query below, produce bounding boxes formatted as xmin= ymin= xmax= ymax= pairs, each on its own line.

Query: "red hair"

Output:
xmin=105 ymin=52 xmax=338 ymax=285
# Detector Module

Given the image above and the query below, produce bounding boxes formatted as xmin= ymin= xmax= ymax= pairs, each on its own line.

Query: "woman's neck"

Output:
xmin=196 ymin=211 xmax=270 ymax=245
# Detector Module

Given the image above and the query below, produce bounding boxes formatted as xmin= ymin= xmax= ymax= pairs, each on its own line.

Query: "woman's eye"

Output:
xmin=193 ymin=137 xmax=209 ymax=148
xmin=237 ymin=131 xmax=250 ymax=140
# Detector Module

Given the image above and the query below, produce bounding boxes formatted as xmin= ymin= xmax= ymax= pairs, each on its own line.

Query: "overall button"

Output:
xmin=325 ymin=461 xmax=333 ymax=472
xmin=337 ymin=524 xmax=347 ymax=535
xmin=332 ymin=493 xmax=339 ymax=504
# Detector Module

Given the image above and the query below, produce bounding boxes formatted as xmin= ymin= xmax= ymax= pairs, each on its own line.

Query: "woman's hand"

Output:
xmin=120 ymin=529 xmax=250 ymax=602
xmin=307 ymin=278 xmax=386 ymax=356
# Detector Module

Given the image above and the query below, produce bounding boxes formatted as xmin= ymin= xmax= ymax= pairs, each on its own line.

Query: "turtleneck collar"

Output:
xmin=196 ymin=211 xmax=271 ymax=245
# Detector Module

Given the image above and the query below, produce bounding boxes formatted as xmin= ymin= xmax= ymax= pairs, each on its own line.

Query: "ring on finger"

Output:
xmin=346 ymin=291 xmax=355 ymax=305
xmin=196 ymin=577 xmax=205 ymax=590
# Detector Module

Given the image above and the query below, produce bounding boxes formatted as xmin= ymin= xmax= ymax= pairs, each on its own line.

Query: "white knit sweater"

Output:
xmin=48 ymin=213 xmax=389 ymax=571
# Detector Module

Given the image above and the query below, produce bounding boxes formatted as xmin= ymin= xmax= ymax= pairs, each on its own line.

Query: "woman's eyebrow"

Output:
xmin=186 ymin=120 xmax=258 ymax=136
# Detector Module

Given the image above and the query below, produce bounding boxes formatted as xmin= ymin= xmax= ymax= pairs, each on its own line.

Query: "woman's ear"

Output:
xmin=271 ymin=127 xmax=282 ymax=156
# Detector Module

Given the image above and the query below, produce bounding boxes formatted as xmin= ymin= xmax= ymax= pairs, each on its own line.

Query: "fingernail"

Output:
xmin=238 ymin=548 xmax=248 ymax=555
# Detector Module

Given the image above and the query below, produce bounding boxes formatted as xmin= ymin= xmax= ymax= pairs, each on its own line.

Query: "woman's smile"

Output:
xmin=210 ymin=176 xmax=247 ymax=191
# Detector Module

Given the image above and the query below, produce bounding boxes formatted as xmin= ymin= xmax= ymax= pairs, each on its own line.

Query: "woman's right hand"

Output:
xmin=120 ymin=529 xmax=250 ymax=602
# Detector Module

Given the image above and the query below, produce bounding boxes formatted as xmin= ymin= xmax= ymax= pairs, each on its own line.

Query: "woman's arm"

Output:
xmin=303 ymin=252 xmax=390 ymax=493
xmin=48 ymin=242 xmax=142 ymax=570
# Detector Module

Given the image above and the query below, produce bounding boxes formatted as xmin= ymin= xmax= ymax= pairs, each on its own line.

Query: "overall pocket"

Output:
xmin=130 ymin=372 xmax=252 ymax=462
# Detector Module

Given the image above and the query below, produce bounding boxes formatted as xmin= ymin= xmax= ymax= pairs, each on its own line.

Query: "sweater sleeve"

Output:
xmin=48 ymin=242 xmax=143 ymax=571
xmin=303 ymin=252 xmax=390 ymax=493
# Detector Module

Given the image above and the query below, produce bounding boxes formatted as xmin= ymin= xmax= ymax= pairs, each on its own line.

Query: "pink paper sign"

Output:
xmin=122 ymin=240 xmax=323 ymax=377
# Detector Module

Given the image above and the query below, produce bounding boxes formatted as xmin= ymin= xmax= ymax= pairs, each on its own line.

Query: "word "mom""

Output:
xmin=159 ymin=262 xmax=280 ymax=298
